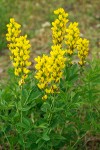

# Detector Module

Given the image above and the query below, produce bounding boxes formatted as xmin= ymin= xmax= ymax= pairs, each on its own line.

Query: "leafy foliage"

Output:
xmin=0 ymin=58 xmax=100 ymax=149
xmin=0 ymin=5 xmax=100 ymax=150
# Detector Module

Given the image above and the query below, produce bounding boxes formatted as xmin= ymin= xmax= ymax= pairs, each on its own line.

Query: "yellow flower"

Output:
xmin=6 ymin=18 xmax=21 ymax=42
xmin=51 ymin=8 xmax=69 ymax=45
xmin=6 ymin=18 xmax=31 ymax=85
xmin=19 ymin=78 xmax=25 ymax=86
xmin=42 ymin=95 xmax=48 ymax=100
xmin=65 ymin=22 xmax=80 ymax=55
xmin=77 ymin=38 xmax=89 ymax=65
xmin=34 ymin=45 xmax=66 ymax=98
xmin=66 ymin=49 xmax=73 ymax=55
xmin=23 ymin=68 xmax=30 ymax=74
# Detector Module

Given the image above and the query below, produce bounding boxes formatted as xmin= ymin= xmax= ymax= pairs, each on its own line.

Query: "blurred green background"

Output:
xmin=0 ymin=0 xmax=100 ymax=80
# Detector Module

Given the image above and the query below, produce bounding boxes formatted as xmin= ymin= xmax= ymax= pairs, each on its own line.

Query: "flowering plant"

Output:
xmin=0 ymin=8 xmax=99 ymax=149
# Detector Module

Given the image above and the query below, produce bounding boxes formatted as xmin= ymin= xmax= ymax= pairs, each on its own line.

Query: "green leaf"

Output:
xmin=17 ymin=101 xmax=22 ymax=110
xmin=42 ymin=134 xmax=50 ymax=141
xmin=18 ymin=134 xmax=25 ymax=146
xmin=52 ymin=134 xmax=66 ymax=140
xmin=53 ymin=107 xmax=64 ymax=113
xmin=26 ymin=87 xmax=41 ymax=103
xmin=22 ymin=106 xmax=32 ymax=111
xmin=36 ymin=137 xmax=43 ymax=144
xmin=41 ymin=102 xmax=51 ymax=112
xmin=38 ymin=123 xmax=48 ymax=129
xmin=21 ymin=89 xmax=28 ymax=102
xmin=22 ymin=117 xmax=30 ymax=127
xmin=16 ymin=122 xmax=26 ymax=130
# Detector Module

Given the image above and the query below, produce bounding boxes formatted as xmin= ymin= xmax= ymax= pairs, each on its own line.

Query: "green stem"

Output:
xmin=24 ymin=87 xmax=34 ymax=106
xmin=20 ymin=85 xmax=25 ymax=149
xmin=3 ymin=129 xmax=11 ymax=148
xmin=20 ymin=85 xmax=23 ymax=123
xmin=48 ymin=95 xmax=55 ymax=127
xmin=72 ymin=132 xmax=87 ymax=148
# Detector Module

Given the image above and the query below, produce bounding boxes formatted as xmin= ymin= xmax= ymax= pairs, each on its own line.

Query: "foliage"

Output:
xmin=0 ymin=7 xmax=100 ymax=150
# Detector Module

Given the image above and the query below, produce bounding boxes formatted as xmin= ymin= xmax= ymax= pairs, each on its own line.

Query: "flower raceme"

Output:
xmin=6 ymin=18 xmax=31 ymax=85
xmin=52 ymin=8 xmax=89 ymax=65
xmin=77 ymin=38 xmax=89 ymax=65
xmin=35 ymin=45 xmax=66 ymax=100
xmin=65 ymin=22 xmax=80 ymax=55
xmin=51 ymin=8 xmax=69 ymax=45
xmin=6 ymin=18 xmax=21 ymax=42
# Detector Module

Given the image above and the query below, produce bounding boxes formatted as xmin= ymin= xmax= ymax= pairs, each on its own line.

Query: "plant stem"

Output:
xmin=20 ymin=85 xmax=25 ymax=149
xmin=3 ymin=129 xmax=11 ymax=148
xmin=24 ymin=87 xmax=34 ymax=106
xmin=72 ymin=132 xmax=87 ymax=148
xmin=48 ymin=95 xmax=55 ymax=128
xmin=20 ymin=85 xmax=23 ymax=123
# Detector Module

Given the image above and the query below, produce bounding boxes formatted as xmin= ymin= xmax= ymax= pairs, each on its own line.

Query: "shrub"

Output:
xmin=0 ymin=8 xmax=99 ymax=149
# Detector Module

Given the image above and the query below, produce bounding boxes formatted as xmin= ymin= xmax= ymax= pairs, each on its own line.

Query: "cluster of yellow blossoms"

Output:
xmin=65 ymin=22 xmax=80 ymax=55
xmin=51 ymin=8 xmax=89 ymax=64
xmin=6 ymin=18 xmax=31 ymax=85
xmin=51 ymin=8 xmax=69 ymax=45
xmin=35 ymin=45 xmax=66 ymax=100
xmin=77 ymin=38 xmax=89 ymax=65
xmin=34 ymin=7 xmax=89 ymax=99
xmin=6 ymin=8 xmax=89 ymax=99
